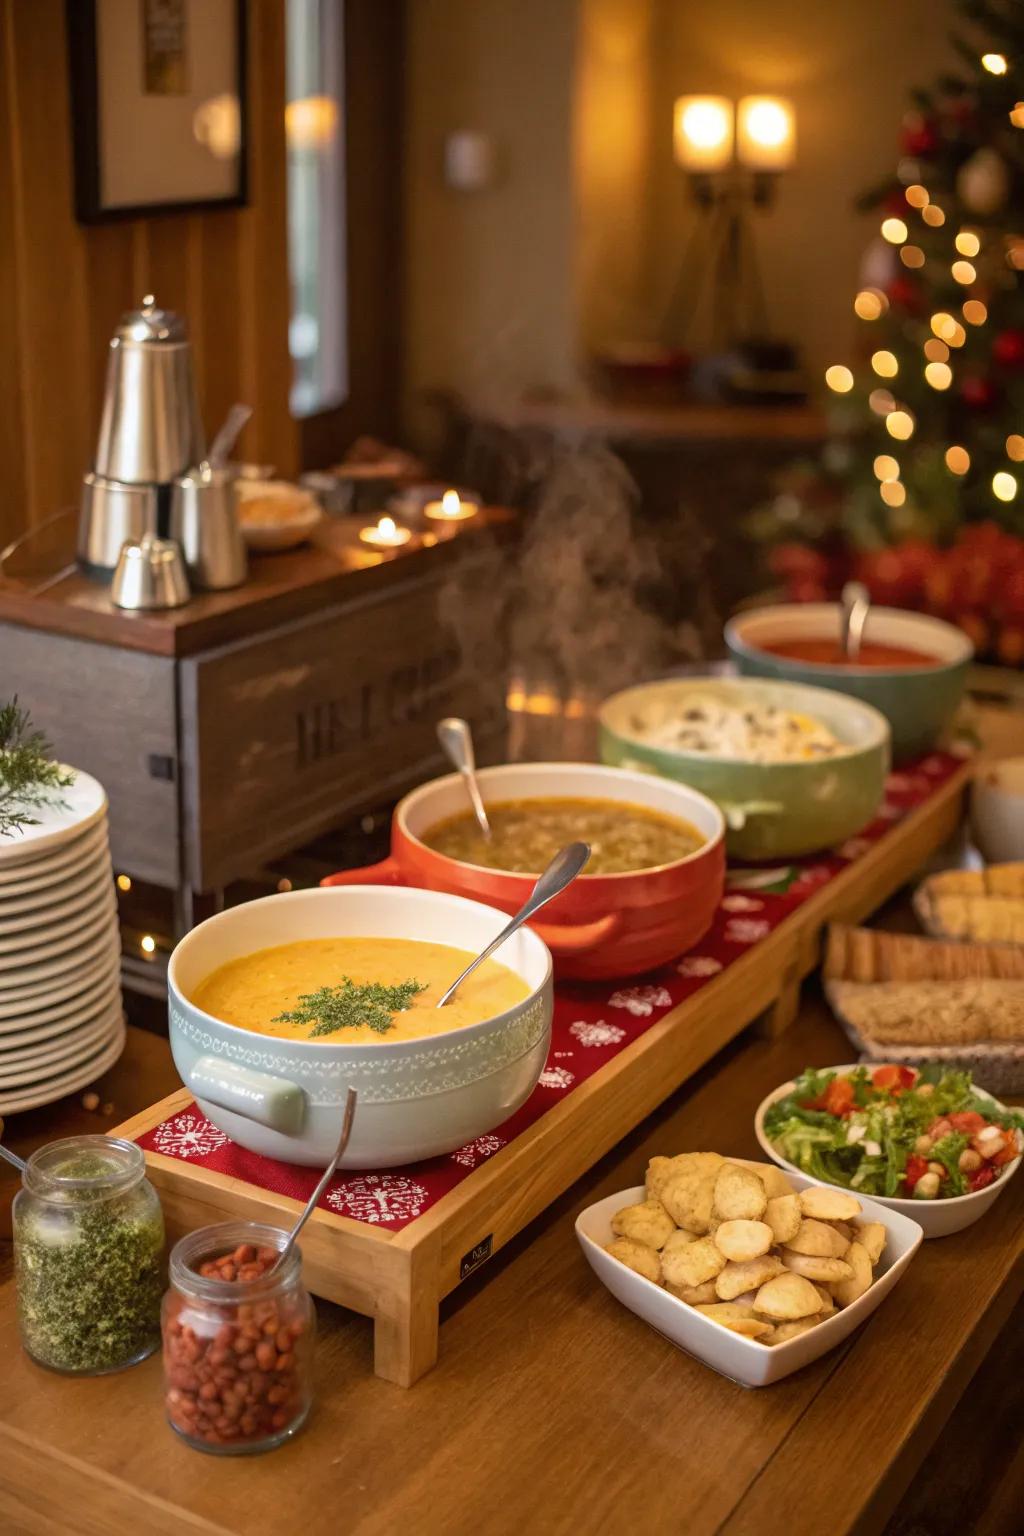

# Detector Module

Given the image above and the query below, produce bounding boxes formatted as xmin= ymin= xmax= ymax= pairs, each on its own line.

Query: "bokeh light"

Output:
xmin=886 ymin=411 xmax=915 ymax=440
xmin=825 ymin=365 xmax=854 ymax=393
xmin=925 ymin=362 xmax=953 ymax=390
xmin=871 ymin=350 xmax=899 ymax=377
xmin=945 ymin=446 xmax=970 ymax=475
xmin=873 ymin=454 xmax=900 ymax=481
xmin=881 ymin=217 xmax=908 ymax=244
xmin=993 ymin=471 xmax=1018 ymax=501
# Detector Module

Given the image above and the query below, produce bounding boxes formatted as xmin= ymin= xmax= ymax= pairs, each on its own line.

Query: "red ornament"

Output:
xmin=886 ymin=276 xmax=919 ymax=313
xmin=960 ymin=374 xmax=999 ymax=410
xmin=900 ymin=113 xmax=938 ymax=157
xmin=943 ymin=94 xmax=977 ymax=130
xmin=993 ymin=329 xmax=1024 ymax=369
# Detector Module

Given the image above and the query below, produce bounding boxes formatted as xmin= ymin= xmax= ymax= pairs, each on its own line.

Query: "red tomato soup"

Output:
xmin=757 ymin=637 xmax=941 ymax=668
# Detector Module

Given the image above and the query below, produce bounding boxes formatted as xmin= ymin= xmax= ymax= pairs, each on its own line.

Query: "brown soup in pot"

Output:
xmin=422 ymin=796 xmax=705 ymax=875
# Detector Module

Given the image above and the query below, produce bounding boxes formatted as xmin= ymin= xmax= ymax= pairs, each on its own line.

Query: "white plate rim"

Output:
xmin=0 ymin=894 xmax=118 ymax=970
xmin=0 ymin=1016 xmax=126 ymax=1115
xmin=0 ymin=769 xmax=108 ymax=866
xmin=0 ymin=865 xmax=115 ymax=932
xmin=0 ymin=820 xmax=109 ymax=890
xmin=0 ymin=1004 xmax=122 ymax=1078
xmin=0 ymin=935 xmax=121 ymax=1011
xmin=0 ymin=973 xmax=123 ymax=1043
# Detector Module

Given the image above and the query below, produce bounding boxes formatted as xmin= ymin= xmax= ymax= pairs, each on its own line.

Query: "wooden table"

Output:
xmin=1 ymin=999 xmax=1021 ymax=1536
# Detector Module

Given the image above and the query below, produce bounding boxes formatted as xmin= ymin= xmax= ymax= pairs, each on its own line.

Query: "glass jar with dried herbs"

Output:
xmin=13 ymin=1136 xmax=165 ymax=1375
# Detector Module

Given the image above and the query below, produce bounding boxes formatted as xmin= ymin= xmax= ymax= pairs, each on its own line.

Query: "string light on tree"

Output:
xmin=951 ymin=260 xmax=977 ymax=284
xmin=854 ymin=288 xmax=888 ymax=319
xmin=955 ymin=229 xmax=981 ymax=256
xmin=872 ymin=350 xmax=899 ymax=377
xmin=931 ymin=311 xmax=957 ymax=338
xmin=993 ymin=471 xmax=1019 ymax=501
xmin=925 ymin=361 xmax=953 ymax=390
xmin=900 ymin=245 xmax=925 ymax=267
xmin=905 ymin=183 xmax=929 ymax=208
xmin=924 ymin=338 xmax=950 ymax=362
xmin=881 ymin=217 xmax=908 ymax=243
xmin=869 ymin=388 xmax=896 ymax=414
xmin=1007 ymin=435 xmax=1024 ymax=462
xmin=1011 ymin=103 xmax=1024 ymax=129
xmin=873 ymin=454 xmax=900 ymax=481
xmin=825 ymin=365 xmax=854 ymax=392
xmin=963 ymin=299 xmax=988 ymax=325
xmin=945 ymin=446 xmax=970 ymax=475
xmin=880 ymin=481 xmax=906 ymax=507
xmin=982 ymin=52 xmax=1008 ymax=74
xmin=886 ymin=410 xmax=915 ymax=440
xmin=921 ymin=204 xmax=945 ymax=227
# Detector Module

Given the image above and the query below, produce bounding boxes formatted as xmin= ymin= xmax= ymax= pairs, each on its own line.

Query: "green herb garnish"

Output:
xmin=274 ymin=976 xmax=427 ymax=1037
xmin=0 ymin=697 xmax=75 ymax=840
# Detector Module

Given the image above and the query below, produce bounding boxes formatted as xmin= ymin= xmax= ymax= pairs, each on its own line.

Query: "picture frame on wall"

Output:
xmin=66 ymin=0 xmax=248 ymax=223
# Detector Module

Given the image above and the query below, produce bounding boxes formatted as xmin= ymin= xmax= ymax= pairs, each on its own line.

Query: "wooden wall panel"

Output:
xmin=0 ymin=0 xmax=296 ymax=555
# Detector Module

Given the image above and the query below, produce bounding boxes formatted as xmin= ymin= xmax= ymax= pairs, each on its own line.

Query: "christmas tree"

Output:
xmin=754 ymin=0 xmax=1024 ymax=664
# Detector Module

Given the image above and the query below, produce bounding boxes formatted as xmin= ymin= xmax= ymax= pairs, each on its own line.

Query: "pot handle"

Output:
xmin=187 ymin=1056 xmax=307 ymax=1135
xmin=322 ymin=856 xmax=402 ymax=888
xmin=529 ymin=910 xmax=624 ymax=955
xmin=717 ymin=800 xmax=784 ymax=832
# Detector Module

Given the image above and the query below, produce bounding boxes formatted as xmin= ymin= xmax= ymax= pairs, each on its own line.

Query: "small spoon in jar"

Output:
xmin=268 ymin=1088 xmax=357 ymax=1277
xmin=0 ymin=1117 xmax=27 ymax=1174
xmin=436 ymin=841 xmax=590 ymax=1008
xmin=436 ymin=716 xmax=492 ymax=840
xmin=839 ymin=580 xmax=871 ymax=662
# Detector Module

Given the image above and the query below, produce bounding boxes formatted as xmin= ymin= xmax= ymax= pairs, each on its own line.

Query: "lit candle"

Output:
xmin=736 ymin=96 xmax=796 ymax=171
xmin=673 ymin=96 xmax=734 ymax=173
xmin=359 ymin=515 xmax=411 ymax=549
xmin=424 ymin=488 xmax=478 ymax=522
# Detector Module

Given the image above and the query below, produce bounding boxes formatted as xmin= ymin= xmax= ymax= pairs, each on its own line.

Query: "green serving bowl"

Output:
xmin=599 ymin=676 xmax=891 ymax=860
xmin=725 ymin=603 xmax=972 ymax=761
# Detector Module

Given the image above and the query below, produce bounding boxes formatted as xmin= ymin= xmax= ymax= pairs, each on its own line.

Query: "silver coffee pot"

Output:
xmin=94 ymin=296 xmax=205 ymax=485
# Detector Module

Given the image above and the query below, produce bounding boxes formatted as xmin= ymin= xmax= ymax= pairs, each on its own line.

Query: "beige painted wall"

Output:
xmin=641 ymin=0 xmax=958 ymax=375
xmin=402 ymin=0 xmax=959 ymax=441
xmin=402 ymin=0 xmax=579 ymax=447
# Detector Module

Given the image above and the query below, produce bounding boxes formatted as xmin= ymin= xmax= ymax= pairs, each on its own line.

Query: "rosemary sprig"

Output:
xmin=0 ymin=698 xmax=75 ymax=840
xmin=273 ymin=976 xmax=427 ymax=1038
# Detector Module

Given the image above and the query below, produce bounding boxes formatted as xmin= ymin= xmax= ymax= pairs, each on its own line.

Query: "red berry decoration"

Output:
xmin=900 ymin=113 xmax=938 ymax=157
xmin=960 ymin=374 xmax=999 ymax=410
xmin=993 ymin=329 xmax=1024 ymax=369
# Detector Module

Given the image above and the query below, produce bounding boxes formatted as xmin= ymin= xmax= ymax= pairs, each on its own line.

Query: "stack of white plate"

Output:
xmin=0 ymin=768 xmax=124 ymax=1115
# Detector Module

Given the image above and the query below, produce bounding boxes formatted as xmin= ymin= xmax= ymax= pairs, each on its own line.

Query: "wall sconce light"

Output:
xmin=673 ymin=96 xmax=734 ymax=174
xmin=666 ymin=93 xmax=801 ymax=398
xmin=444 ymin=131 xmax=498 ymax=192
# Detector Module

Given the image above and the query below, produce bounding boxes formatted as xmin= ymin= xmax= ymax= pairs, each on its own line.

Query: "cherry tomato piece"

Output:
xmin=903 ymin=1154 xmax=929 ymax=1193
xmin=823 ymin=1077 xmax=856 ymax=1117
xmin=969 ymin=1166 xmax=996 ymax=1193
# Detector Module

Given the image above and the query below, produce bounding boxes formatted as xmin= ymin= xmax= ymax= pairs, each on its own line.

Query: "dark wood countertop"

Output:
xmin=1 ymin=992 xmax=1021 ymax=1536
xmin=0 ymin=508 xmax=516 ymax=658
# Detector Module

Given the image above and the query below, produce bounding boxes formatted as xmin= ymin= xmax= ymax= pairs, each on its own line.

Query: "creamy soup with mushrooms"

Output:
xmin=190 ymin=937 xmax=530 ymax=1043
xmin=422 ymin=796 xmax=704 ymax=875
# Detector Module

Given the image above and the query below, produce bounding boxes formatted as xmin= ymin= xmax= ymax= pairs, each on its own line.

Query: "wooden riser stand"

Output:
xmin=115 ymin=766 xmax=969 ymax=1387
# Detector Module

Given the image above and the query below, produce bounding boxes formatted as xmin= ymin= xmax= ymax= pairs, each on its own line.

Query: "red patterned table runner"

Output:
xmin=137 ymin=753 xmax=964 ymax=1231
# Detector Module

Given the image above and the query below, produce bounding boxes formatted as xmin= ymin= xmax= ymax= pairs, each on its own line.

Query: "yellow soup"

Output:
xmin=422 ymin=796 xmax=704 ymax=875
xmin=189 ymin=937 xmax=531 ymax=1044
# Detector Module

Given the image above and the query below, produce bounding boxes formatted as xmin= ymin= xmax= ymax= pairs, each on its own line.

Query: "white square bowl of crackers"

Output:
xmin=575 ymin=1155 xmax=923 ymax=1387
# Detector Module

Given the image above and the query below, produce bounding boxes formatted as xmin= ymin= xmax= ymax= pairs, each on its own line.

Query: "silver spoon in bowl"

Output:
xmin=436 ymin=842 xmax=591 ymax=1008
xmin=839 ymin=580 xmax=871 ymax=662
xmin=437 ymin=716 xmax=492 ymax=841
xmin=0 ymin=1117 xmax=27 ymax=1175
xmin=267 ymin=1088 xmax=357 ymax=1277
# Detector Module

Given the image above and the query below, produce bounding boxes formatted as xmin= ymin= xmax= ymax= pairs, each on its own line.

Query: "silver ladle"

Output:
xmin=839 ymin=580 xmax=871 ymax=662
xmin=437 ymin=716 xmax=492 ymax=840
xmin=436 ymin=842 xmax=590 ymax=1008
xmin=268 ymin=1088 xmax=357 ymax=1277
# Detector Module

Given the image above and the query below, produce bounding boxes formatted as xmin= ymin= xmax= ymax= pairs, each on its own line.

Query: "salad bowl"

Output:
xmin=755 ymin=1065 xmax=1023 ymax=1238
xmin=576 ymin=1163 xmax=923 ymax=1388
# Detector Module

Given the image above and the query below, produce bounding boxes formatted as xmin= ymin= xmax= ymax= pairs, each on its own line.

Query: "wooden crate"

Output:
xmin=114 ymin=765 xmax=969 ymax=1389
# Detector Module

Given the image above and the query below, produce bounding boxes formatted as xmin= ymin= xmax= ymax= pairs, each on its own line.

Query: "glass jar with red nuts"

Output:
xmin=162 ymin=1220 xmax=315 ymax=1455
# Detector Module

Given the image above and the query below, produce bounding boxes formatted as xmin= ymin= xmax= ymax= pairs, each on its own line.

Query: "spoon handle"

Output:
xmin=272 ymin=1088 xmax=357 ymax=1274
xmin=437 ymin=717 xmax=492 ymax=839
xmin=436 ymin=841 xmax=590 ymax=1008
xmin=840 ymin=580 xmax=871 ymax=662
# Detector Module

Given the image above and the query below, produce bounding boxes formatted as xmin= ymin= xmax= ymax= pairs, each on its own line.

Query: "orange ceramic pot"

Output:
xmin=322 ymin=763 xmax=726 ymax=980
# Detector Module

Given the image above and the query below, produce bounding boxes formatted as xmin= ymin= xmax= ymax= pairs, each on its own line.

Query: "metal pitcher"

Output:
xmin=169 ymin=463 xmax=247 ymax=590
xmin=77 ymin=471 xmax=159 ymax=576
xmin=94 ymin=296 xmax=205 ymax=485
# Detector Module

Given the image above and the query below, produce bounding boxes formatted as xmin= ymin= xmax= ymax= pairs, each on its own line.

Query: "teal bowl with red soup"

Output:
xmin=725 ymin=603 xmax=972 ymax=761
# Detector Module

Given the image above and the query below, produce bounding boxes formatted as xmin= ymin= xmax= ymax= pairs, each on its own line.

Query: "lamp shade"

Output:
xmin=736 ymin=96 xmax=795 ymax=171
xmin=673 ymin=96 xmax=734 ymax=172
